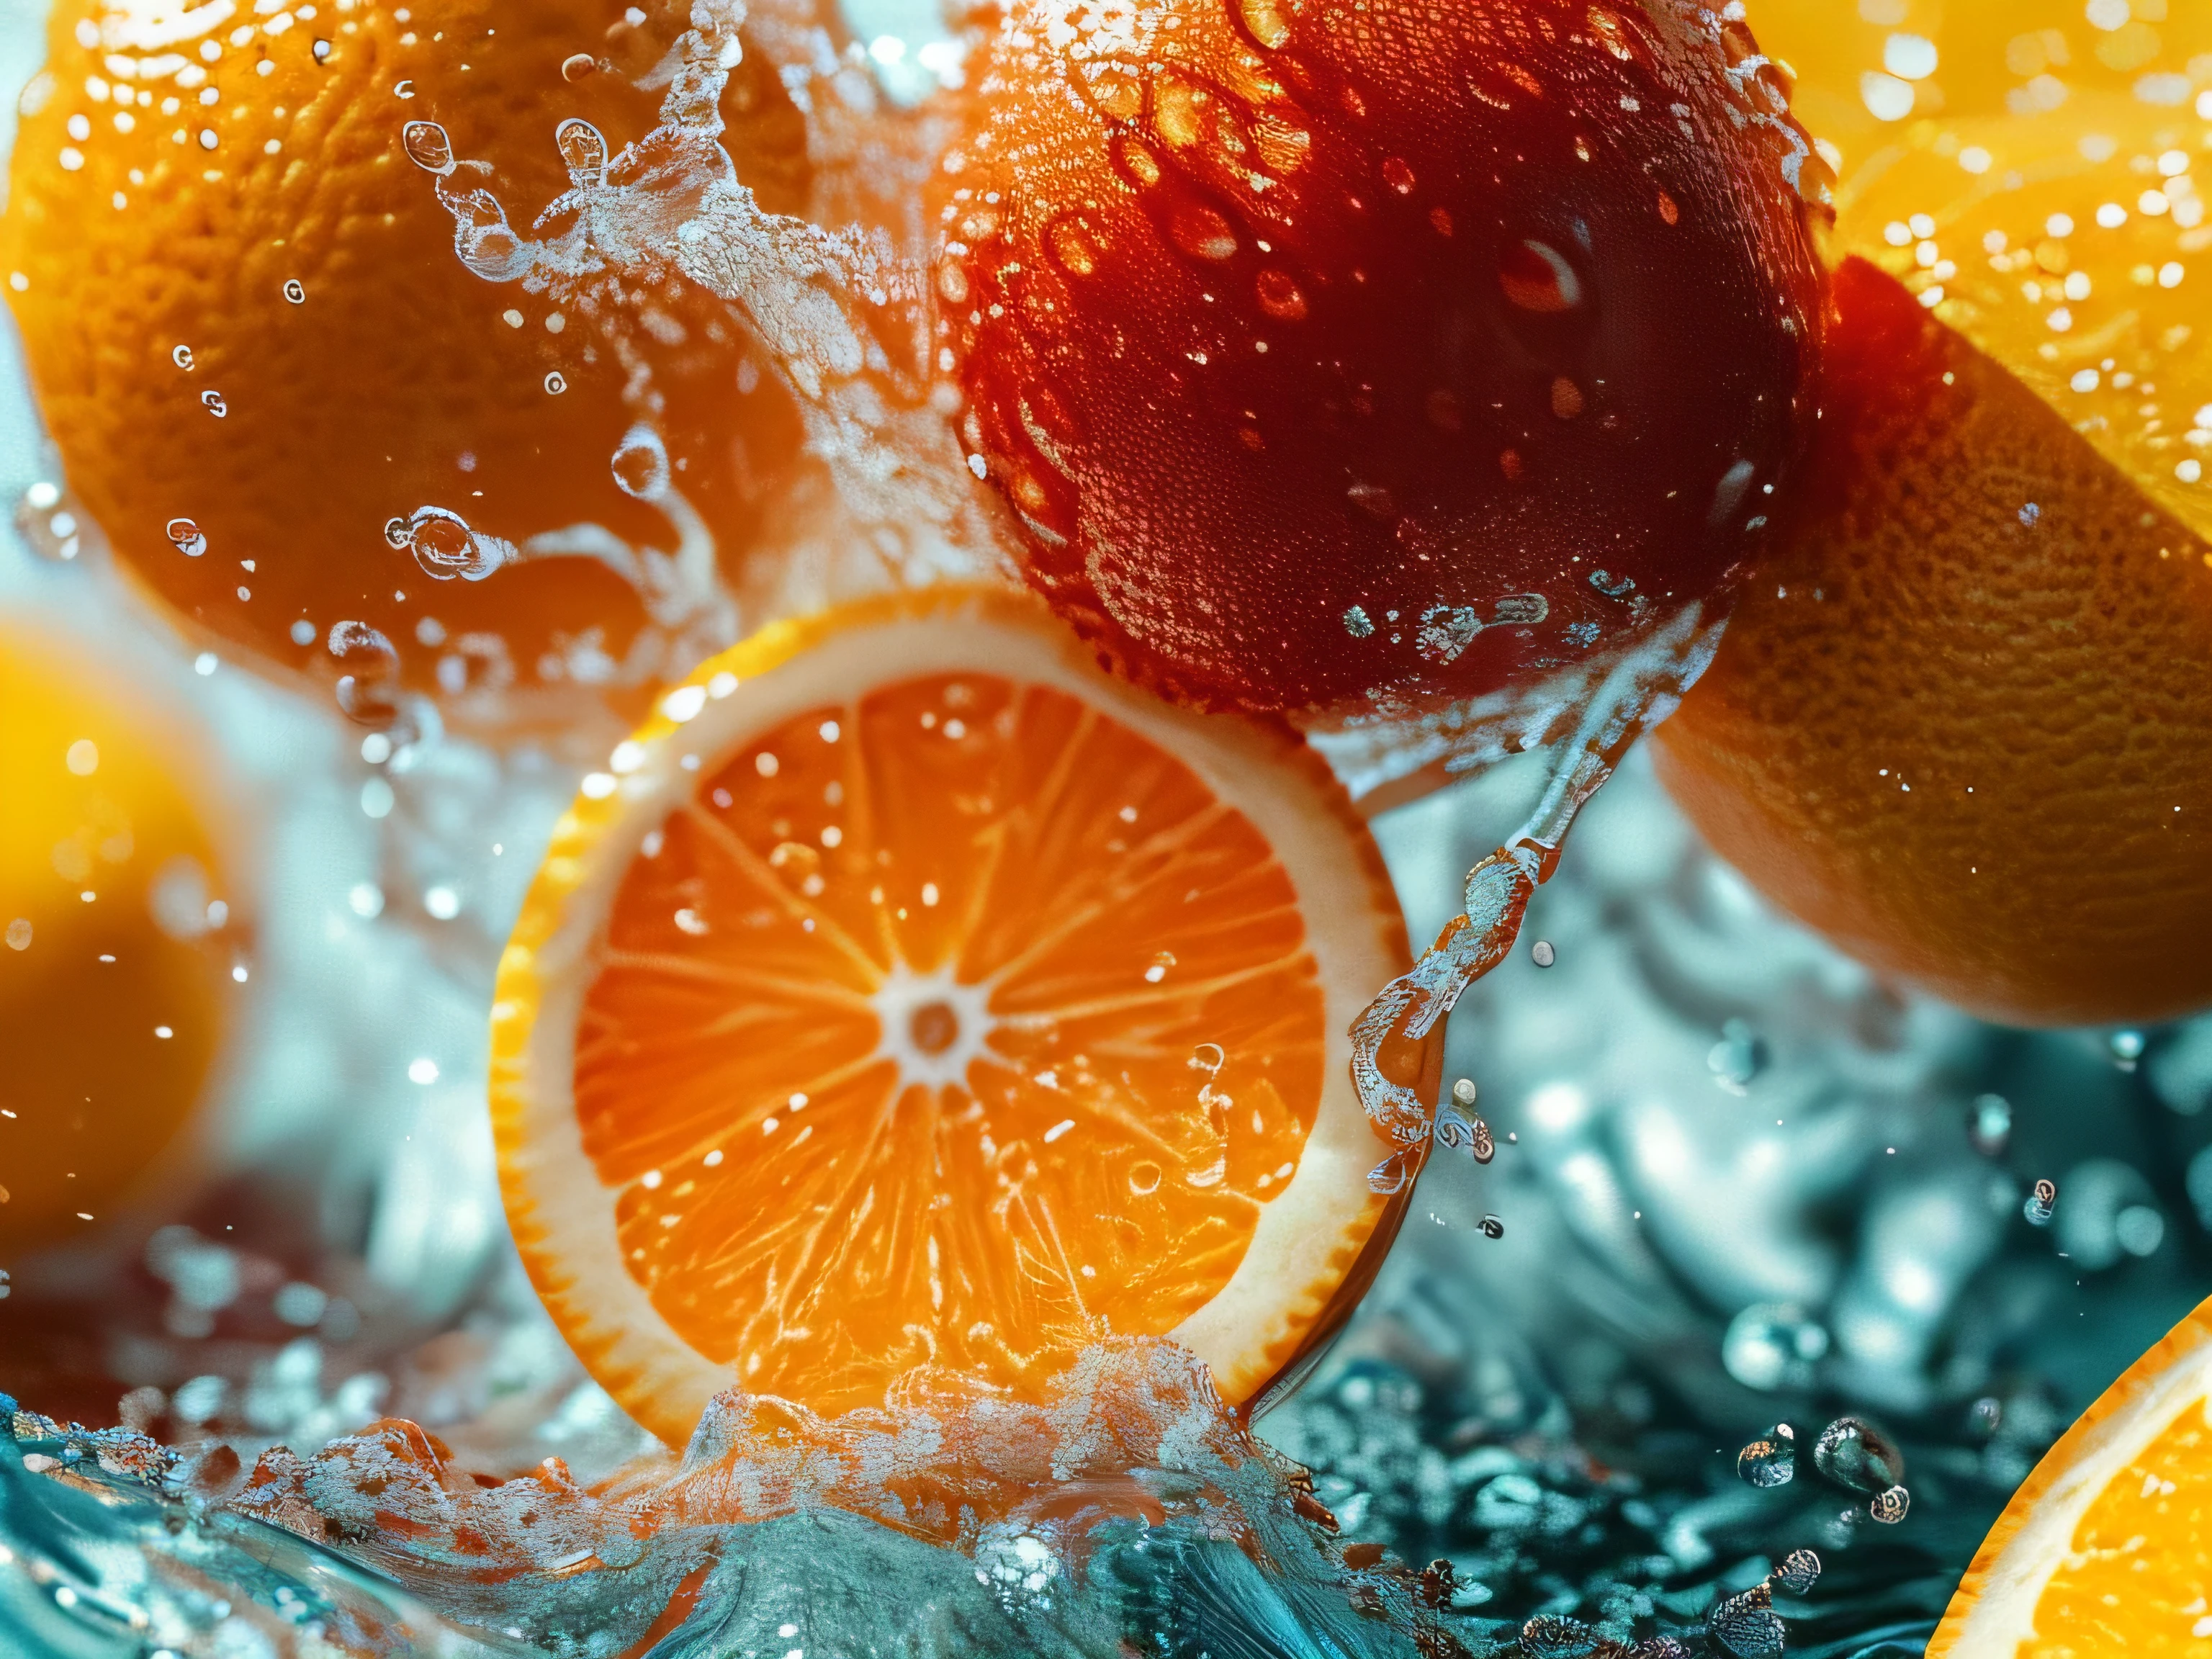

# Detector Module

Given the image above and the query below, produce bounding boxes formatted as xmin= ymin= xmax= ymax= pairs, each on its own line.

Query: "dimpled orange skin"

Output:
xmin=1654 ymin=258 xmax=2212 ymax=1027
xmin=2 ymin=0 xmax=808 ymax=717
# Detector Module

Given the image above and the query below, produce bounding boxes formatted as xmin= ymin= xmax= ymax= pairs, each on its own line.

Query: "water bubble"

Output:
xmin=554 ymin=117 xmax=608 ymax=189
xmin=1341 ymin=605 xmax=1375 ymax=639
xmin=562 ymin=52 xmax=598 ymax=82
xmin=1589 ymin=568 xmax=1636 ymax=598
xmin=1868 ymin=1483 xmax=1910 ymax=1524
xmin=611 ymin=424 xmax=671 ymax=500
xmin=311 ymin=37 xmax=331 ymax=63
xmin=1707 ymin=1582 xmax=1783 ymax=1658
xmin=1379 ymin=157 xmax=1416 ymax=200
xmin=401 ymin=120 xmax=454 ymax=176
xmin=1479 ymin=1214 xmax=1504 ymax=1239
xmin=382 ymin=516 xmax=411 ymax=550
xmin=1722 ymin=1303 xmax=1829 ymax=1390
xmin=1451 ymin=1077 xmax=1477 ymax=1109
xmin=544 ymin=371 xmax=568 ymax=395
xmin=1968 ymin=1093 xmax=2012 ymax=1156
xmin=397 ymin=506 xmax=515 ymax=582
xmin=6 ymin=919 xmax=31 ymax=950
xmin=1530 ymin=939 xmax=1556 ymax=968
xmin=1519 ymin=1614 xmax=1597 ymax=1658
xmin=199 ymin=390 xmax=227 ymax=417
xmin=2025 ymin=1177 xmax=2056 ymax=1226
xmin=282 ymin=278 xmax=305 ymax=305
xmin=1737 ymin=1423 xmax=1795 ymax=1488
xmin=1498 ymin=238 xmax=1583 ymax=313
xmin=1812 ymin=1416 xmax=1904 ymax=1495
xmin=326 ymin=621 xmax=401 ymax=727
xmin=171 ymin=343 xmax=194 ymax=369
xmin=1707 ymin=1017 xmax=1766 ymax=1091
xmin=1773 ymin=1547 xmax=1821 ymax=1593
xmin=165 ymin=518 xmax=207 ymax=557
xmin=394 ymin=78 xmax=415 ymax=99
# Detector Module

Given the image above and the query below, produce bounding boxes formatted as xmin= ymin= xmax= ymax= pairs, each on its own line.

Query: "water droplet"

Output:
xmin=1112 ymin=134 xmax=1162 ymax=189
xmin=1589 ymin=568 xmax=1636 ymax=598
xmin=398 ymin=505 xmax=514 ymax=582
xmin=1736 ymin=1424 xmax=1795 ymax=1488
xmin=1656 ymin=186 xmax=1679 ymax=225
xmin=1707 ymin=1017 xmax=1766 ymax=1089
xmin=1968 ymin=1093 xmax=2012 ymax=1156
xmin=1451 ymin=1078 xmax=1476 ymax=1108
xmin=611 ymin=424 xmax=670 ymax=500
xmin=2025 ymin=1177 xmax=2057 ymax=1225
xmin=555 ymin=117 xmax=608 ymax=189
xmin=1341 ymin=605 xmax=1375 ymax=639
xmin=1868 ymin=1483 xmax=1910 ymax=1524
xmin=1550 ymin=376 xmax=1586 ymax=418
xmin=1236 ymin=0 xmax=1291 ymax=49
xmin=401 ymin=120 xmax=454 ymax=176
xmin=1381 ymin=155 xmax=1416 ymax=194
xmin=171 ymin=343 xmax=194 ymax=369
xmin=1255 ymin=268 xmax=1308 ymax=321
xmin=326 ymin=620 xmax=401 ymax=726
xmin=1169 ymin=204 xmax=1238 ymax=261
xmin=282 ymin=278 xmax=306 ymax=304
xmin=311 ymin=37 xmax=331 ymax=63
xmin=1530 ymin=939 xmax=1556 ymax=968
xmin=1519 ymin=1614 xmax=1596 ymax=1659
xmin=1812 ymin=1416 xmax=1904 ymax=1495
xmin=5 ymin=919 xmax=30 ymax=951
xmin=165 ymin=517 xmax=207 ymax=557
xmin=561 ymin=52 xmax=598 ymax=83
xmin=544 ymin=370 xmax=567 ymax=395
xmin=1479 ymin=1214 xmax=1504 ymax=1239
xmin=393 ymin=78 xmax=415 ymax=100
xmin=200 ymin=389 xmax=227 ymax=417
xmin=1773 ymin=1547 xmax=1821 ymax=1594
xmin=1499 ymin=238 xmax=1584 ymax=313
xmin=1707 ymin=1582 xmax=1782 ymax=1658
xmin=1046 ymin=213 xmax=1102 ymax=277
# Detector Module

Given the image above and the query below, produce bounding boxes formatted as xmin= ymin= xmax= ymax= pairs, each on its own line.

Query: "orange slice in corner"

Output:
xmin=490 ymin=589 xmax=1424 ymax=1445
xmin=1934 ymin=1292 xmax=2212 ymax=1655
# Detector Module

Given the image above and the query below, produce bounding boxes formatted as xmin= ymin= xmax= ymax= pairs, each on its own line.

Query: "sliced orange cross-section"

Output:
xmin=491 ymin=589 xmax=1422 ymax=1444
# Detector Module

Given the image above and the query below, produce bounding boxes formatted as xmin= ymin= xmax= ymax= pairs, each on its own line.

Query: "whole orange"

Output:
xmin=1655 ymin=256 xmax=2212 ymax=1026
xmin=1655 ymin=4 xmax=2212 ymax=1025
xmin=0 ymin=624 xmax=237 ymax=1249
xmin=1 ymin=0 xmax=811 ymax=725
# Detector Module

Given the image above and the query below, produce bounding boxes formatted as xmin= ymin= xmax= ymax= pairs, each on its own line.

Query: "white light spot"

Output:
xmin=1861 ymin=71 xmax=1914 ymax=121
xmin=1882 ymin=33 xmax=1936 ymax=80
xmin=408 ymin=1057 xmax=439 ymax=1084
xmin=424 ymin=885 xmax=461 ymax=920
xmin=65 ymin=739 xmax=98 ymax=775
xmin=662 ymin=684 xmax=706 ymax=722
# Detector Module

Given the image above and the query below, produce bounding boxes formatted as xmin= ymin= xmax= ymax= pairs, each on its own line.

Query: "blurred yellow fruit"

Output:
xmin=0 ymin=625 xmax=236 ymax=1248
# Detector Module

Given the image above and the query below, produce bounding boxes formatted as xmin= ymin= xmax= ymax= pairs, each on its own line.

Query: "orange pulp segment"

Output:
xmin=492 ymin=590 xmax=1419 ymax=1443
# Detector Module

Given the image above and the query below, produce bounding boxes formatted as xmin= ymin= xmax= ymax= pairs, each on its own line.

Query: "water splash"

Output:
xmin=1346 ymin=602 xmax=1729 ymax=1191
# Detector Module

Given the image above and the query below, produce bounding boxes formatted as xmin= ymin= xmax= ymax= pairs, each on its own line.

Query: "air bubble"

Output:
xmin=2025 ymin=1177 xmax=2056 ymax=1225
xmin=1530 ymin=939 xmax=1556 ymax=967
xmin=200 ymin=390 xmax=227 ymax=417
xmin=401 ymin=120 xmax=454 ymax=176
xmin=397 ymin=505 xmax=516 ymax=582
xmin=165 ymin=518 xmax=207 ymax=557
xmin=171 ymin=343 xmax=194 ymax=369
xmin=1968 ymin=1093 xmax=2011 ymax=1156
xmin=544 ymin=371 xmax=567 ymax=395
xmin=1479 ymin=1214 xmax=1504 ymax=1239
xmin=326 ymin=620 xmax=401 ymax=727
xmin=562 ymin=53 xmax=598 ymax=82
xmin=1736 ymin=1424 xmax=1795 ymax=1488
xmin=611 ymin=425 xmax=671 ymax=500
xmin=311 ymin=37 xmax=331 ymax=63
xmin=282 ymin=278 xmax=306 ymax=304
xmin=555 ymin=117 xmax=608 ymax=189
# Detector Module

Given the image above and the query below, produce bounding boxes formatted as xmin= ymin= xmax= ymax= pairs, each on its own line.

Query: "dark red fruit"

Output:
xmin=941 ymin=0 xmax=1828 ymax=714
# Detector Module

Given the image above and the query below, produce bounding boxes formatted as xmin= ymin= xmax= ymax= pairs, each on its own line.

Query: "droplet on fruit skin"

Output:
xmin=400 ymin=120 xmax=455 ymax=178
xmin=946 ymin=0 xmax=1827 ymax=716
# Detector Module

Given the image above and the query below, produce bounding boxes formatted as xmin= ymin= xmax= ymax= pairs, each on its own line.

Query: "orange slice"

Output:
xmin=490 ymin=588 xmax=1421 ymax=1443
xmin=1935 ymin=1291 xmax=2212 ymax=1654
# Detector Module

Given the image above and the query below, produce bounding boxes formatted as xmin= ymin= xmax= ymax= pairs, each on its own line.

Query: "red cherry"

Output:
xmin=943 ymin=0 xmax=1829 ymax=715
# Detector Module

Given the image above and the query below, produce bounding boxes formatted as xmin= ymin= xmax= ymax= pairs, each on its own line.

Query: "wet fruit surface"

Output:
xmin=944 ymin=0 xmax=1827 ymax=714
xmin=2 ymin=0 xmax=810 ymax=721
xmin=0 ymin=629 xmax=235 ymax=1248
xmin=1655 ymin=258 xmax=2212 ymax=1026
